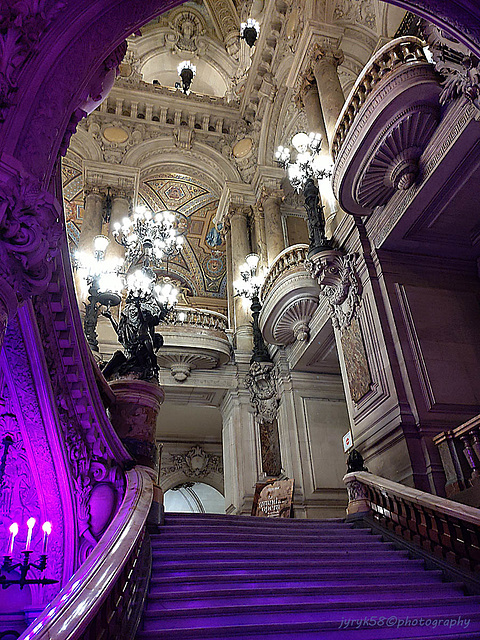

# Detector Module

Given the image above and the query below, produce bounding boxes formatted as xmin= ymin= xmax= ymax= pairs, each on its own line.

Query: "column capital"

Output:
xmin=310 ymin=42 xmax=344 ymax=70
xmin=294 ymin=72 xmax=317 ymax=110
xmin=258 ymin=186 xmax=284 ymax=211
xmin=109 ymin=185 xmax=133 ymax=201
xmin=225 ymin=203 xmax=251 ymax=228
xmin=83 ymin=184 xmax=103 ymax=197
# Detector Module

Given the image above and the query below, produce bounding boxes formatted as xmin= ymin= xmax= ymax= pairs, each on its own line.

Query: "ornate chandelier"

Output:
xmin=275 ymin=132 xmax=332 ymax=191
xmin=113 ymin=205 xmax=184 ymax=270
xmin=176 ymin=60 xmax=196 ymax=95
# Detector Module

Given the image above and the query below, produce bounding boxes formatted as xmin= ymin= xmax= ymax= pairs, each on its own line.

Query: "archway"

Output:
xmin=164 ymin=482 xmax=225 ymax=513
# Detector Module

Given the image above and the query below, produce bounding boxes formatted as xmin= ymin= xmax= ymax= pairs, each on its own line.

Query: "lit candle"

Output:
xmin=6 ymin=522 xmax=18 ymax=556
xmin=41 ymin=522 xmax=52 ymax=554
xmin=25 ymin=517 xmax=36 ymax=551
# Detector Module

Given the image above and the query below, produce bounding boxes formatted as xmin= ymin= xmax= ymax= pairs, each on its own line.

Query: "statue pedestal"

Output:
xmin=109 ymin=378 xmax=165 ymax=471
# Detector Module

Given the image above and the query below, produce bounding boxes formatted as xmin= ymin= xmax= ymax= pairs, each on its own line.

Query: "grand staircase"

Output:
xmin=136 ymin=513 xmax=480 ymax=639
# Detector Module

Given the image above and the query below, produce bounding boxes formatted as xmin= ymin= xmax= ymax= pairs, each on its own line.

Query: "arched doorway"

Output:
xmin=164 ymin=482 xmax=225 ymax=513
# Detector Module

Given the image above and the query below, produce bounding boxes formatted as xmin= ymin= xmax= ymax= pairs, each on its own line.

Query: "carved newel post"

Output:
xmin=0 ymin=156 xmax=62 ymax=350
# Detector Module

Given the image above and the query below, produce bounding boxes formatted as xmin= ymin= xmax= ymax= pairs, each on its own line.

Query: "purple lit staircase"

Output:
xmin=136 ymin=513 xmax=480 ymax=639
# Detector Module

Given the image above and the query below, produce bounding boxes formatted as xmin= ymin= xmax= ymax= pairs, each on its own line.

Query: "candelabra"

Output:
xmin=113 ymin=206 xmax=184 ymax=272
xmin=240 ymin=18 xmax=260 ymax=47
xmin=1 ymin=519 xmax=57 ymax=590
xmin=175 ymin=61 xmax=196 ymax=95
xmin=234 ymin=253 xmax=271 ymax=364
xmin=74 ymin=235 xmax=124 ymax=351
xmin=102 ymin=267 xmax=180 ymax=381
xmin=275 ymin=132 xmax=333 ymax=258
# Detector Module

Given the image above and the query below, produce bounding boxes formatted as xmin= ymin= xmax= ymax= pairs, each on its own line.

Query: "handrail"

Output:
xmin=344 ymin=471 xmax=480 ymax=573
xmin=164 ymin=306 xmax=229 ymax=332
xmin=19 ymin=465 xmax=154 ymax=640
xmin=332 ymin=36 xmax=428 ymax=161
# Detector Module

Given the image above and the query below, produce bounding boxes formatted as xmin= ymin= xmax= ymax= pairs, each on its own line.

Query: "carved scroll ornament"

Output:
xmin=245 ymin=361 xmax=280 ymax=425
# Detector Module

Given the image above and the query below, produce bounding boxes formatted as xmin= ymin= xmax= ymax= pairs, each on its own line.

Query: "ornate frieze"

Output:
xmin=306 ymin=249 xmax=361 ymax=333
xmin=161 ymin=445 xmax=223 ymax=478
xmin=245 ymin=361 xmax=280 ymax=426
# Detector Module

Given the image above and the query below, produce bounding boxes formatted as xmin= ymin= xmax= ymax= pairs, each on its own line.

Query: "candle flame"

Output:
xmin=42 ymin=521 xmax=52 ymax=535
xmin=27 ymin=517 xmax=36 ymax=529
xmin=9 ymin=523 xmax=19 ymax=536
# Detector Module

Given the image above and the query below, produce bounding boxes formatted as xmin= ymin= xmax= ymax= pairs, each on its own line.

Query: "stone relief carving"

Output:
xmin=161 ymin=445 xmax=223 ymax=478
xmin=423 ymin=22 xmax=480 ymax=112
xmin=245 ymin=361 xmax=280 ymax=425
xmin=0 ymin=0 xmax=65 ymax=122
xmin=168 ymin=10 xmax=207 ymax=55
xmin=333 ymin=0 xmax=376 ymax=30
xmin=0 ymin=163 xmax=62 ymax=304
xmin=306 ymin=249 xmax=361 ymax=332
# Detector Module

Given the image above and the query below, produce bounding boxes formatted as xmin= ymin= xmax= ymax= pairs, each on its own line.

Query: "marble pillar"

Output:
xmin=77 ymin=188 xmax=104 ymax=253
xmin=228 ymin=205 xmax=253 ymax=352
xmin=262 ymin=189 xmax=285 ymax=267
xmin=107 ymin=190 xmax=130 ymax=261
xmin=251 ymin=203 xmax=268 ymax=274
xmin=296 ymin=74 xmax=328 ymax=146
xmin=311 ymin=46 xmax=345 ymax=148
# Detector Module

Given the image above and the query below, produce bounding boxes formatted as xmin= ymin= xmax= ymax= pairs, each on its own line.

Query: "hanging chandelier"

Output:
xmin=176 ymin=60 xmax=196 ymax=95
xmin=240 ymin=18 xmax=260 ymax=47
xmin=113 ymin=205 xmax=185 ymax=271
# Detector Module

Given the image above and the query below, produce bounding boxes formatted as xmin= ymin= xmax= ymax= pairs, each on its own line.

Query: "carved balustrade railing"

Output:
xmin=344 ymin=471 xmax=480 ymax=575
xmin=164 ymin=307 xmax=229 ymax=333
xmin=260 ymin=245 xmax=309 ymax=301
xmin=19 ymin=466 xmax=154 ymax=640
xmin=433 ymin=414 xmax=480 ymax=498
xmin=332 ymin=37 xmax=428 ymax=161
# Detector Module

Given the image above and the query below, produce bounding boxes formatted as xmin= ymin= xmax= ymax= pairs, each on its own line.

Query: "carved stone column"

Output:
xmin=311 ymin=46 xmax=345 ymax=147
xmin=107 ymin=189 xmax=130 ymax=260
xmin=77 ymin=187 xmax=104 ymax=253
xmin=261 ymin=188 xmax=285 ymax=267
xmin=295 ymin=73 xmax=328 ymax=147
xmin=109 ymin=379 xmax=165 ymax=472
xmin=0 ymin=156 xmax=62 ymax=350
xmin=252 ymin=203 xmax=268 ymax=273
xmin=227 ymin=204 xmax=253 ymax=352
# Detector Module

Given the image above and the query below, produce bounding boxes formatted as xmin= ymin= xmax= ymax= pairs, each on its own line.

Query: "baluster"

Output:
xmin=460 ymin=434 xmax=480 ymax=482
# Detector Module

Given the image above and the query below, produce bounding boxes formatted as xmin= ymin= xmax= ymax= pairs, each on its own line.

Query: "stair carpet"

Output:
xmin=136 ymin=512 xmax=480 ymax=639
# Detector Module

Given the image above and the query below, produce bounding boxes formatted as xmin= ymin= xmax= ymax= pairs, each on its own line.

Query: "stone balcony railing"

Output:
xmin=331 ymin=36 xmax=442 ymax=217
xmin=157 ymin=306 xmax=231 ymax=382
xmin=259 ymin=244 xmax=320 ymax=346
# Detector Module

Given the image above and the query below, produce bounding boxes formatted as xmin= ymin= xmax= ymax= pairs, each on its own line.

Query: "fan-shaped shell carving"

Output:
xmin=272 ymin=298 xmax=319 ymax=346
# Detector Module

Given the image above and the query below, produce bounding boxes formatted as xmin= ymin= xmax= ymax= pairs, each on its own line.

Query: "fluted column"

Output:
xmin=228 ymin=205 xmax=253 ymax=352
xmin=78 ymin=187 xmax=104 ymax=253
xmin=311 ymin=46 xmax=345 ymax=147
xmin=261 ymin=188 xmax=285 ymax=267
xmin=252 ymin=203 xmax=268 ymax=273
xmin=107 ymin=189 xmax=130 ymax=261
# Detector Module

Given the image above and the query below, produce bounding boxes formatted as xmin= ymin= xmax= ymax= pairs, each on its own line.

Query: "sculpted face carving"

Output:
xmin=307 ymin=249 xmax=361 ymax=332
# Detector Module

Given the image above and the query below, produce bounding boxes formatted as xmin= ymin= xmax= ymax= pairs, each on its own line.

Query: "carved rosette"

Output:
xmin=306 ymin=249 xmax=361 ymax=333
xmin=0 ymin=157 xmax=62 ymax=334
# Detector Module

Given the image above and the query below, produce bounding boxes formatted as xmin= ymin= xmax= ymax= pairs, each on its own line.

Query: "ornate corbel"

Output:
xmin=306 ymin=248 xmax=361 ymax=332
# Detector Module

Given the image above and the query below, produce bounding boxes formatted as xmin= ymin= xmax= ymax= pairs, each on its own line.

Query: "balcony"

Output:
xmin=332 ymin=36 xmax=441 ymax=217
xmin=259 ymin=245 xmax=320 ymax=346
xmin=157 ymin=307 xmax=231 ymax=382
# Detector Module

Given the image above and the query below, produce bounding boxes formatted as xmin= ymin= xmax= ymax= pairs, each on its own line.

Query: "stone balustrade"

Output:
xmin=157 ymin=307 xmax=231 ymax=382
xmin=259 ymin=245 xmax=320 ymax=346
xmin=434 ymin=414 xmax=480 ymax=500
xmin=332 ymin=37 xmax=428 ymax=161
xmin=165 ymin=306 xmax=229 ymax=333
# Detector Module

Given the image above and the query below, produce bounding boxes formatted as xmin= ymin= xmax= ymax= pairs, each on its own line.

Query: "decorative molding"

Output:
xmin=161 ymin=445 xmax=223 ymax=477
xmin=306 ymin=249 xmax=361 ymax=332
